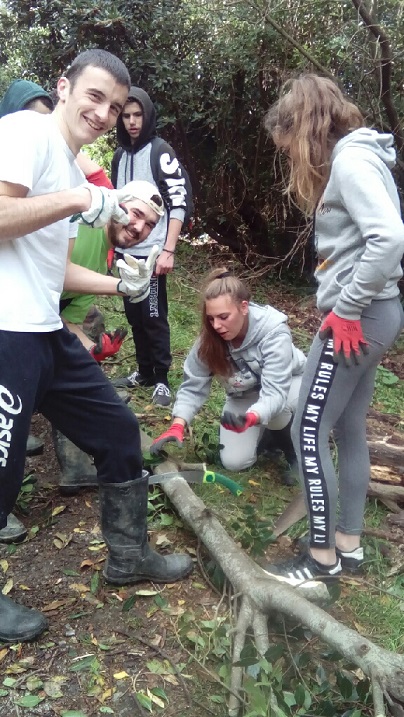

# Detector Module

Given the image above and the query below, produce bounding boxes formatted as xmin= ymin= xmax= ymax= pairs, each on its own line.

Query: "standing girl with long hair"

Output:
xmin=263 ymin=74 xmax=404 ymax=585
xmin=151 ymin=268 xmax=306 ymax=481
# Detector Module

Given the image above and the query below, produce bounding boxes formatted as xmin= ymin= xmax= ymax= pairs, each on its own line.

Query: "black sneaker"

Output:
xmin=263 ymin=552 xmax=342 ymax=587
xmin=336 ymin=546 xmax=363 ymax=573
xmin=152 ymin=383 xmax=171 ymax=407
xmin=111 ymin=371 xmax=153 ymax=389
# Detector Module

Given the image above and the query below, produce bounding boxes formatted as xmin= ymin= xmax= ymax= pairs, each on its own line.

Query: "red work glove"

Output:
xmin=90 ymin=328 xmax=128 ymax=362
xmin=220 ymin=411 xmax=259 ymax=433
xmin=150 ymin=423 xmax=185 ymax=455
xmin=319 ymin=311 xmax=369 ymax=367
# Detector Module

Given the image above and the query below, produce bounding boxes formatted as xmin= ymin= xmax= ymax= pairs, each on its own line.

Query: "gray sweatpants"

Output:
xmin=291 ymin=297 xmax=403 ymax=549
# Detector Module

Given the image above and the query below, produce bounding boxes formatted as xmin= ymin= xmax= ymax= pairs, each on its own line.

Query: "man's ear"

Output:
xmin=56 ymin=77 xmax=70 ymax=102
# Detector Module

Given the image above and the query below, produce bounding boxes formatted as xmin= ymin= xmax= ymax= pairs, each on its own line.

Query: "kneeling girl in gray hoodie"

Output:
xmin=151 ymin=269 xmax=306 ymax=481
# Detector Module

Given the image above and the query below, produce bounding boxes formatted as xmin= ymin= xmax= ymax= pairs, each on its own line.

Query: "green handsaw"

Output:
xmin=148 ymin=469 xmax=243 ymax=497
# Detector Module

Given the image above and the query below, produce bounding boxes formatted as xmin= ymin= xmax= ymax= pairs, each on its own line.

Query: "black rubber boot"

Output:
xmin=0 ymin=592 xmax=48 ymax=643
xmin=26 ymin=434 xmax=44 ymax=456
xmin=0 ymin=513 xmax=27 ymax=543
xmin=100 ymin=472 xmax=194 ymax=585
xmin=272 ymin=418 xmax=299 ymax=486
xmin=52 ymin=428 xmax=98 ymax=495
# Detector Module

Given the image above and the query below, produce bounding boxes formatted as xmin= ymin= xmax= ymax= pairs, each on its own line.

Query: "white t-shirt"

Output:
xmin=0 ymin=112 xmax=84 ymax=332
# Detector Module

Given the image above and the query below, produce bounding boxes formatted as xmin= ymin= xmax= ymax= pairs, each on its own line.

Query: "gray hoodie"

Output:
xmin=172 ymin=303 xmax=306 ymax=425
xmin=315 ymin=128 xmax=404 ymax=319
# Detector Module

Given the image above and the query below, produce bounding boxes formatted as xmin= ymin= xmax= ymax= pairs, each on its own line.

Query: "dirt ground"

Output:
xmin=1 ymin=289 xmax=404 ymax=717
xmin=0 ymin=412 xmax=218 ymax=717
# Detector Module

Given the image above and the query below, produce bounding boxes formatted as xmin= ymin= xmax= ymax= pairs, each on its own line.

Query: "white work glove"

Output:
xmin=71 ymin=184 xmax=135 ymax=228
xmin=116 ymin=245 xmax=160 ymax=303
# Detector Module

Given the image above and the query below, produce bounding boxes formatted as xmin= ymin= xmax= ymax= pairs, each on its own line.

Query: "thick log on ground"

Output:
xmin=140 ymin=429 xmax=404 ymax=715
xmin=154 ymin=465 xmax=404 ymax=710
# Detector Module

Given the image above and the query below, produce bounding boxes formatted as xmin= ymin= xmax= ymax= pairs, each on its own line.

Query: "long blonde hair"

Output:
xmin=264 ymin=74 xmax=364 ymax=214
xmin=198 ymin=268 xmax=251 ymax=376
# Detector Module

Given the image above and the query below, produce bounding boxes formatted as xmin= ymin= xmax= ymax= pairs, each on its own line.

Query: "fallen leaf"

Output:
xmin=15 ymin=695 xmax=44 ymax=708
xmin=80 ymin=559 xmax=94 ymax=569
xmin=0 ymin=648 xmax=8 ymax=663
xmin=53 ymin=533 xmax=72 ymax=550
xmin=18 ymin=584 xmax=31 ymax=591
xmin=248 ymin=480 xmax=260 ymax=486
xmin=42 ymin=598 xmax=75 ymax=613
xmin=70 ymin=583 xmax=90 ymax=593
xmin=0 ymin=559 xmax=8 ymax=573
xmin=51 ymin=505 xmax=66 ymax=517
xmin=147 ymin=688 xmax=165 ymax=708
xmin=100 ymin=688 xmax=113 ymax=702
xmin=26 ymin=675 xmax=43 ymax=691
xmin=44 ymin=677 xmax=65 ymax=698
xmin=113 ymin=671 xmax=130 ymax=680
xmin=2 ymin=578 xmax=13 ymax=595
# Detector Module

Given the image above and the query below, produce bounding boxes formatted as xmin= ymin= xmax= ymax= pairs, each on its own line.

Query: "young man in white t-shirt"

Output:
xmin=0 ymin=49 xmax=193 ymax=644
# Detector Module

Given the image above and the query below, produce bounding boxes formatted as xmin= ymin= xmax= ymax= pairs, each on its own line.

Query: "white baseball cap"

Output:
xmin=122 ymin=180 xmax=165 ymax=217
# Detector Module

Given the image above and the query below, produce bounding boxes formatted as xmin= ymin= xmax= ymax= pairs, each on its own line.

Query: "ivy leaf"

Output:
xmin=15 ymin=695 xmax=44 ymax=707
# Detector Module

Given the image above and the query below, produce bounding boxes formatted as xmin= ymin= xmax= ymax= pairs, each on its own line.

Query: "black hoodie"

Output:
xmin=111 ymin=87 xmax=191 ymax=257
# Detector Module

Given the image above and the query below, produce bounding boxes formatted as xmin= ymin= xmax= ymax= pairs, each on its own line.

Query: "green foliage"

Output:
xmin=373 ymin=364 xmax=404 ymax=414
xmin=3 ymin=0 xmax=404 ymax=264
xmin=15 ymin=472 xmax=37 ymax=512
xmin=230 ymin=504 xmax=276 ymax=557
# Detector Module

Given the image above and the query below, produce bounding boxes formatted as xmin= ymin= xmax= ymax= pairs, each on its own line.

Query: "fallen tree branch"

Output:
xmin=141 ymin=430 xmax=404 ymax=715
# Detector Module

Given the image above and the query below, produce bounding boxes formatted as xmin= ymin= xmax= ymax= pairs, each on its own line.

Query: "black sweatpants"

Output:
xmin=123 ymin=272 xmax=172 ymax=386
xmin=0 ymin=327 xmax=143 ymax=529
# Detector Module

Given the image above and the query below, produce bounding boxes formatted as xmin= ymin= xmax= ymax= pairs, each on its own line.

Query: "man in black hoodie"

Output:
xmin=111 ymin=87 xmax=192 ymax=407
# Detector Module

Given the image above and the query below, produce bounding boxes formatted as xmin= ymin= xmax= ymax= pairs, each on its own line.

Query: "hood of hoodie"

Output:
xmin=331 ymin=127 xmax=396 ymax=169
xmin=0 ymin=80 xmax=52 ymax=119
xmin=231 ymin=302 xmax=287 ymax=355
xmin=115 ymin=86 xmax=157 ymax=152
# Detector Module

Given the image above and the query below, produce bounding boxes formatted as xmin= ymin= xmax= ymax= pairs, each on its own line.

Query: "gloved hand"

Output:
xmin=150 ymin=423 xmax=185 ymax=455
xmin=90 ymin=328 xmax=128 ymax=362
xmin=71 ymin=184 xmax=135 ymax=228
xmin=220 ymin=411 xmax=259 ymax=433
xmin=319 ymin=311 xmax=369 ymax=367
xmin=116 ymin=245 xmax=160 ymax=304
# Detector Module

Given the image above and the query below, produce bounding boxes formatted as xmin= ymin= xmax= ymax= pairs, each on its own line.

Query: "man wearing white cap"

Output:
xmin=61 ymin=178 xmax=166 ymax=356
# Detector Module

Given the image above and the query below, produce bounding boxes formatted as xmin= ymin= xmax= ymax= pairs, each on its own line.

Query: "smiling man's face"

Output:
xmin=108 ymin=198 xmax=159 ymax=249
xmin=56 ymin=66 xmax=128 ymax=154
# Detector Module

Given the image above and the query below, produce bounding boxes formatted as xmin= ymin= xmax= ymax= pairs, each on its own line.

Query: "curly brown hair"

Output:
xmin=264 ymin=74 xmax=364 ymax=214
